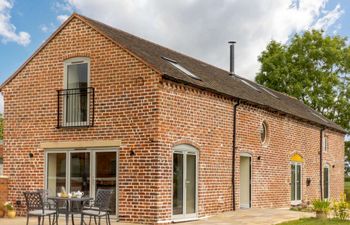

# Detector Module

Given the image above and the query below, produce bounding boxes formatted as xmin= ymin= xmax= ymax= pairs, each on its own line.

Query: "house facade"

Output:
xmin=0 ymin=13 xmax=345 ymax=224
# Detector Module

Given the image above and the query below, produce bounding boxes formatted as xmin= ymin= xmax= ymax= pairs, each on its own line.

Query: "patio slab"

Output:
xmin=0 ymin=216 xmax=138 ymax=225
xmin=182 ymin=208 xmax=313 ymax=225
xmin=0 ymin=208 xmax=313 ymax=225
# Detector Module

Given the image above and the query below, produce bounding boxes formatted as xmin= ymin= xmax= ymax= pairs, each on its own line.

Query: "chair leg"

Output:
xmin=72 ymin=214 xmax=75 ymax=225
xmin=94 ymin=216 xmax=97 ymax=225
xmin=49 ymin=215 xmax=52 ymax=225
xmin=107 ymin=214 xmax=111 ymax=225
xmin=26 ymin=215 xmax=29 ymax=225
xmin=42 ymin=216 xmax=45 ymax=225
xmin=38 ymin=216 xmax=41 ymax=225
xmin=88 ymin=216 xmax=91 ymax=225
xmin=56 ymin=213 xmax=59 ymax=225
xmin=80 ymin=214 xmax=84 ymax=225
xmin=98 ymin=216 xmax=101 ymax=225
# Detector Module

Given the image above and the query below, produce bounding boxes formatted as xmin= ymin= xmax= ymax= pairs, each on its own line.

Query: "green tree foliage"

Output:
xmin=256 ymin=30 xmax=350 ymax=133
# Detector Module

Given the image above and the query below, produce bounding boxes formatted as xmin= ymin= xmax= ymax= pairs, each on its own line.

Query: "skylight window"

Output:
xmin=240 ymin=79 xmax=261 ymax=92
xmin=162 ymin=57 xmax=201 ymax=80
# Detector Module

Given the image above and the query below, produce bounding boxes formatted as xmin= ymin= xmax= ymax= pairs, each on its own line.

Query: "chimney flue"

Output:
xmin=229 ymin=41 xmax=236 ymax=75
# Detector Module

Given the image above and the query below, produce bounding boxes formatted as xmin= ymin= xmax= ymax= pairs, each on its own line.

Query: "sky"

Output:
xmin=0 ymin=0 xmax=349 ymax=112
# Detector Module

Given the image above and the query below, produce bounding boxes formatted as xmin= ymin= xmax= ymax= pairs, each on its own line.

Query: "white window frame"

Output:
xmin=323 ymin=134 xmax=329 ymax=152
xmin=260 ymin=121 xmax=269 ymax=146
xmin=63 ymin=57 xmax=90 ymax=126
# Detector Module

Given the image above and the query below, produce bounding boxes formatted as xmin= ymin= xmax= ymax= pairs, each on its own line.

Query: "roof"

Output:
xmin=0 ymin=13 xmax=346 ymax=133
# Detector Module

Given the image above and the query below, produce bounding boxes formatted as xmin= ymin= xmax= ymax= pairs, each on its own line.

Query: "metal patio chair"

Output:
xmin=80 ymin=189 xmax=114 ymax=225
xmin=23 ymin=191 xmax=57 ymax=225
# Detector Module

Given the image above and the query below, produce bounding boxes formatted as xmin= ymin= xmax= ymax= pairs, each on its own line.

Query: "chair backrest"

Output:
xmin=36 ymin=189 xmax=49 ymax=202
xmin=95 ymin=189 xmax=114 ymax=210
xmin=23 ymin=192 xmax=44 ymax=212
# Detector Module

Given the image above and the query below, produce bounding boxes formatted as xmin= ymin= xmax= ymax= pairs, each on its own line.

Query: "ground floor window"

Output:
xmin=45 ymin=149 xmax=118 ymax=214
xmin=323 ymin=165 xmax=330 ymax=199
xmin=172 ymin=144 xmax=198 ymax=220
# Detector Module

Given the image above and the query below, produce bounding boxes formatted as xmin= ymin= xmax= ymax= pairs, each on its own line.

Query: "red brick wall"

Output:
xmin=235 ymin=104 xmax=343 ymax=208
xmin=0 ymin=177 xmax=8 ymax=203
xmin=158 ymin=81 xmax=234 ymax=221
xmin=2 ymin=17 xmax=161 ymax=224
xmin=0 ymin=143 xmax=3 ymax=158
xmin=158 ymin=81 xmax=344 ymax=221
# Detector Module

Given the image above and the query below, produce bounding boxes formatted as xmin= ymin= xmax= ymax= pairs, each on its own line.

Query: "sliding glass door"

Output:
xmin=93 ymin=151 xmax=117 ymax=214
xmin=47 ymin=153 xmax=67 ymax=196
xmin=70 ymin=152 xmax=91 ymax=196
xmin=46 ymin=149 xmax=118 ymax=214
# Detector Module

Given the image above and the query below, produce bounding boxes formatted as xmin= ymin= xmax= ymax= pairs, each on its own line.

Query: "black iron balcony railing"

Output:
xmin=57 ymin=87 xmax=95 ymax=128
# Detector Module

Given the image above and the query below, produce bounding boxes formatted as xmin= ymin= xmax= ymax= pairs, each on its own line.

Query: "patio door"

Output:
xmin=172 ymin=145 xmax=198 ymax=220
xmin=240 ymin=154 xmax=251 ymax=209
xmin=46 ymin=149 xmax=118 ymax=215
xmin=291 ymin=162 xmax=302 ymax=205
xmin=92 ymin=151 xmax=117 ymax=214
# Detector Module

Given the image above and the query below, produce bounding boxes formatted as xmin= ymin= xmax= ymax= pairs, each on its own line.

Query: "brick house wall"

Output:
xmin=0 ymin=143 xmax=3 ymax=157
xmin=0 ymin=15 xmax=345 ymax=224
xmin=2 ymin=17 xmax=161 ymax=224
xmin=157 ymin=80 xmax=344 ymax=221
xmin=0 ymin=177 xmax=8 ymax=204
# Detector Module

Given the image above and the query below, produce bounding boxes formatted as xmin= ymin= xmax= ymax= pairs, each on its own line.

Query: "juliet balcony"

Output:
xmin=57 ymin=87 xmax=95 ymax=128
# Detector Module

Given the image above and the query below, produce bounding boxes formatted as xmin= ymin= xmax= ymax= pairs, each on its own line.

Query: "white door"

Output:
xmin=291 ymin=163 xmax=302 ymax=205
xmin=240 ymin=156 xmax=251 ymax=208
xmin=172 ymin=145 xmax=198 ymax=220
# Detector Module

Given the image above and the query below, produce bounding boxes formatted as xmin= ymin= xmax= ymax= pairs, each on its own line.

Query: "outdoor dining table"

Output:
xmin=48 ymin=196 xmax=93 ymax=225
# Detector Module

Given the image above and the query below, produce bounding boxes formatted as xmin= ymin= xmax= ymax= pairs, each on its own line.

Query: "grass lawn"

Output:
xmin=345 ymin=181 xmax=350 ymax=192
xmin=277 ymin=218 xmax=350 ymax=225
xmin=345 ymin=181 xmax=350 ymax=202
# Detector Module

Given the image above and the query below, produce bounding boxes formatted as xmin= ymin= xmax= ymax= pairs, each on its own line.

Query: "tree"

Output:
xmin=256 ymin=30 xmax=350 ymax=133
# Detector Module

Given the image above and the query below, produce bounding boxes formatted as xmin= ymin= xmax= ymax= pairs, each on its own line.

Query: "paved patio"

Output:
xmin=185 ymin=208 xmax=313 ymax=225
xmin=0 ymin=208 xmax=313 ymax=225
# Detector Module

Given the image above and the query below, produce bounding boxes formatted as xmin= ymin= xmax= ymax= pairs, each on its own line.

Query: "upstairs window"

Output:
xmin=260 ymin=121 xmax=269 ymax=145
xmin=57 ymin=57 xmax=94 ymax=128
xmin=323 ymin=133 xmax=329 ymax=152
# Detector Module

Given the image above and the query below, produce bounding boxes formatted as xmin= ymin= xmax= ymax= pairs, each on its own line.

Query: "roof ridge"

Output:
xmin=76 ymin=13 xmax=231 ymax=76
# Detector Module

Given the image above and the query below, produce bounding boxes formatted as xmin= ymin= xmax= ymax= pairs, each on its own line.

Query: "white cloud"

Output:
xmin=40 ymin=24 xmax=49 ymax=33
xmin=59 ymin=0 xmax=342 ymax=80
xmin=0 ymin=0 xmax=30 ymax=46
xmin=57 ymin=14 xmax=69 ymax=23
xmin=312 ymin=4 xmax=344 ymax=30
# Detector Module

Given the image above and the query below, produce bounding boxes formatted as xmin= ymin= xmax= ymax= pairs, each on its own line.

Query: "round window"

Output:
xmin=260 ymin=122 xmax=268 ymax=144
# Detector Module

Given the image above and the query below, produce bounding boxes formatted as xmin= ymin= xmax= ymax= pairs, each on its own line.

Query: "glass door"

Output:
xmin=291 ymin=163 xmax=302 ymax=205
xmin=93 ymin=151 xmax=117 ymax=214
xmin=172 ymin=150 xmax=197 ymax=220
xmin=47 ymin=152 xmax=67 ymax=197
xmin=69 ymin=151 xmax=91 ymax=196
